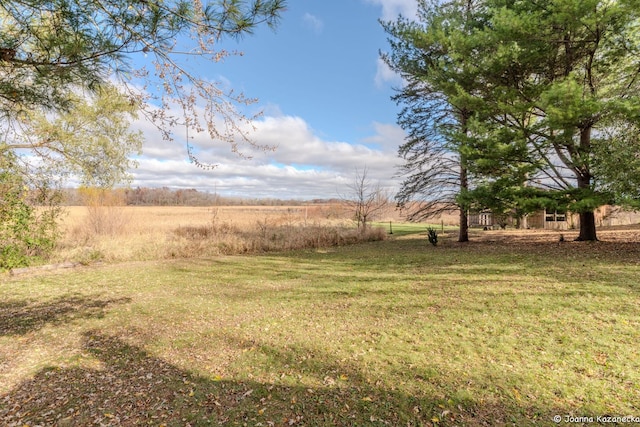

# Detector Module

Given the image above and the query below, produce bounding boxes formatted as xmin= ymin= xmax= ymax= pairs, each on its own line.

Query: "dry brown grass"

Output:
xmin=52 ymin=203 xmax=639 ymax=266
xmin=53 ymin=205 xmax=388 ymax=264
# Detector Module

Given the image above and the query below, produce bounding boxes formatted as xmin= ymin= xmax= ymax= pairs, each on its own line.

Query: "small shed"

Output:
xmin=468 ymin=211 xmax=515 ymax=229
xmin=468 ymin=211 xmax=495 ymax=228
xmin=527 ymin=209 xmax=569 ymax=230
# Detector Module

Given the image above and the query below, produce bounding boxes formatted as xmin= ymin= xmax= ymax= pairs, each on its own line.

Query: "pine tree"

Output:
xmin=382 ymin=0 xmax=487 ymax=242
xmin=385 ymin=0 xmax=640 ymax=242
xmin=467 ymin=0 xmax=640 ymax=240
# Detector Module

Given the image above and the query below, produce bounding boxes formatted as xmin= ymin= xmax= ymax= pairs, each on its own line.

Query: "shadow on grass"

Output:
xmin=0 ymin=331 xmax=563 ymax=426
xmin=272 ymin=236 xmax=640 ymax=293
xmin=0 ymin=296 xmax=131 ymax=336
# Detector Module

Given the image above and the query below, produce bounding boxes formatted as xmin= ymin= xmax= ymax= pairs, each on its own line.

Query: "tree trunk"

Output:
xmin=575 ymin=126 xmax=598 ymax=241
xmin=459 ymin=208 xmax=469 ymax=242
xmin=576 ymin=211 xmax=598 ymax=241
xmin=458 ymin=158 xmax=469 ymax=242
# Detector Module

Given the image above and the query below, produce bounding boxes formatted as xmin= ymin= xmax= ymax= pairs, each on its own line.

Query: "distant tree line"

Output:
xmin=60 ymin=187 xmax=334 ymax=207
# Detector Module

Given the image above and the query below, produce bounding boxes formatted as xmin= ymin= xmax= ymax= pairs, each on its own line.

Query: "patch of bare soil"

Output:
xmin=458 ymin=225 xmax=640 ymax=262
xmin=470 ymin=225 xmax=640 ymax=243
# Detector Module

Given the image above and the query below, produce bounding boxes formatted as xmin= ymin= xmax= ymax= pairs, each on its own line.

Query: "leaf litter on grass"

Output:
xmin=2 ymin=226 xmax=640 ymax=425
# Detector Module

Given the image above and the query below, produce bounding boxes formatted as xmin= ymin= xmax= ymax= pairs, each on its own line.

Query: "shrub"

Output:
xmin=78 ymin=187 xmax=130 ymax=236
xmin=0 ymin=154 xmax=60 ymax=270
xmin=427 ymin=227 xmax=438 ymax=246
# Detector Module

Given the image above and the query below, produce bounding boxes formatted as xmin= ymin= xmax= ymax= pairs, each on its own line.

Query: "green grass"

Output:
xmin=1 ymin=234 xmax=639 ymax=426
xmin=372 ymin=221 xmax=459 ymax=237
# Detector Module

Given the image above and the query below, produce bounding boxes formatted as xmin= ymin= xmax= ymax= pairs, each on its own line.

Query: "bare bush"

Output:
xmin=80 ymin=187 xmax=130 ymax=237
xmin=341 ymin=167 xmax=392 ymax=229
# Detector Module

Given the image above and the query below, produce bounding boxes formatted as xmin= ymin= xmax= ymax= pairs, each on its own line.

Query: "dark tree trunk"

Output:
xmin=458 ymin=113 xmax=470 ymax=243
xmin=459 ymin=208 xmax=469 ymax=242
xmin=576 ymin=211 xmax=598 ymax=241
xmin=575 ymin=126 xmax=598 ymax=241
xmin=458 ymin=156 xmax=469 ymax=243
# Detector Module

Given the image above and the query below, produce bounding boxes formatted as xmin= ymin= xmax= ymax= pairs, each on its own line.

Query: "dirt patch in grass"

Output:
xmin=426 ymin=226 xmax=640 ymax=264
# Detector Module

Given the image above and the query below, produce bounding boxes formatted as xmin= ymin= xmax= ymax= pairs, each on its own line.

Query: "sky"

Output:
xmin=131 ymin=0 xmax=419 ymax=200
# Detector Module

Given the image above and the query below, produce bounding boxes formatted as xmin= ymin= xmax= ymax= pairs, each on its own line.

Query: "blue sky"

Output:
xmin=217 ymin=1 xmax=396 ymax=144
xmin=132 ymin=0 xmax=418 ymax=199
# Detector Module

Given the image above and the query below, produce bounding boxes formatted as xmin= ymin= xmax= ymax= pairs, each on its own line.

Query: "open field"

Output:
xmin=51 ymin=205 xmax=401 ymax=265
xmin=2 ymin=227 xmax=640 ymax=425
xmin=48 ymin=205 xmax=459 ymax=265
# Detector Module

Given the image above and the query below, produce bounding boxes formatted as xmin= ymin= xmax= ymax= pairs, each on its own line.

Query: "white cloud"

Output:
xmin=362 ymin=121 xmax=406 ymax=152
xmin=302 ymin=13 xmax=324 ymax=34
xmin=374 ymin=57 xmax=404 ymax=89
xmin=367 ymin=0 xmax=414 ymax=90
xmin=130 ymin=113 xmax=402 ymax=199
xmin=364 ymin=0 xmax=418 ymax=21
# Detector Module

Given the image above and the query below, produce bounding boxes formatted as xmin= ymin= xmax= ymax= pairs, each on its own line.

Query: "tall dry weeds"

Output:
xmin=51 ymin=205 xmax=389 ymax=264
xmin=172 ymin=218 xmax=387 ymax=257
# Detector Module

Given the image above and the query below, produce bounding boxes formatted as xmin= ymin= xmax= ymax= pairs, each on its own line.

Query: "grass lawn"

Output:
xmin=1 ymin=230 xmax=639 ymax=426
xmin=371 ymin=221 xmax=459 ymax=237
